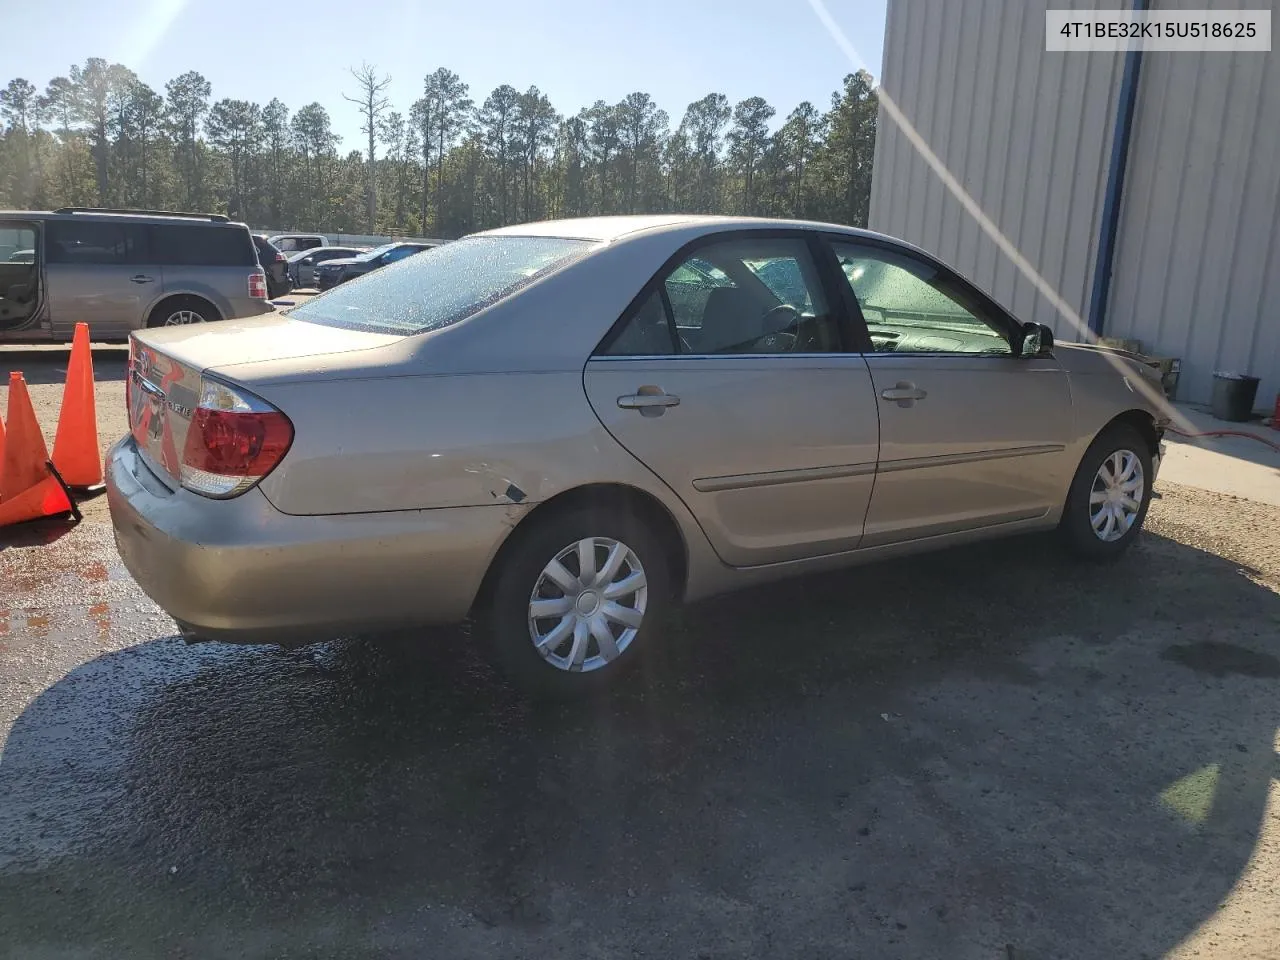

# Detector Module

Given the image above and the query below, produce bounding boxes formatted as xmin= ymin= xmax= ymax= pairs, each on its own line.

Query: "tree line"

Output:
xmin=0 ymin=58 xmax=877 ymax=239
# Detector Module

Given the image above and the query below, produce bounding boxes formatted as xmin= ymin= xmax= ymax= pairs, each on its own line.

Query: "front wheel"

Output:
xmin=1059 ymin=423 xmax=1153 ymax=559
xmin=477 ymin=506 xmax=672 ymax=698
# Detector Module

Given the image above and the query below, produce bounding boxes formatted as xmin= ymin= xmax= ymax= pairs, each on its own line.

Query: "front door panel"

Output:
xmin=585 ymin=355 xmax=879 ymax=566
xmin=862 ymin=354 xmax=1072 ymax=545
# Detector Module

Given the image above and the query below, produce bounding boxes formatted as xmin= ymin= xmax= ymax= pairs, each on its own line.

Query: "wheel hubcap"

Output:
xmin=528 ymin=536 xmax=648 ymax=673
xmin=1089 ymin=448 xmax=1144 ymax=542
xmin=165 ymin=310 xmax=204 ymax=326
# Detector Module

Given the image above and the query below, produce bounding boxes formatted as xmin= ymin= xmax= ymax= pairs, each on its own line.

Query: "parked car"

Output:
xmin=286 ymin=245 xmax=367 ymax=289
xmin=0 ymin=207 xmax=269 ymax=341
xmin=7 ymin=248 xmax=34 ymax=262
xmin=252 ymin=234 xmax=291 ymax=299
xmin=268 ymin=233 xmax=326 ymax=254
xmin=313 ymin=241 xmax=436 ymax=289
xmin=107 ymin=215 xmax=1169 ymax=699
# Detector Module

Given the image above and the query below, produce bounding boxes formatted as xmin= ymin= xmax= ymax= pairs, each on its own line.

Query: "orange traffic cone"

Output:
xmin=0 ymin=372 xmax=80 ymax=529
xmin=51 ymin=322 xmax=104 ymax=494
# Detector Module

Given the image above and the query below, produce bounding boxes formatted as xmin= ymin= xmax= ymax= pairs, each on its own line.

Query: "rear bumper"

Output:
xmin=223 ymin=296 xmax=274 ymax=320
xmin=106 ymin=436 xmax=525 ymax=644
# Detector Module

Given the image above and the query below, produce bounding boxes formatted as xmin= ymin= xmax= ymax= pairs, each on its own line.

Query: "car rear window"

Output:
xmin=289 ymin=236 xmax=593 ymax=336
xmin=150 ymin=224 xmax=255 ymax=266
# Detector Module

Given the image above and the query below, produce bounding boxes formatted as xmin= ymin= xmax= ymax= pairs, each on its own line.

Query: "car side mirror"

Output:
xmin=1020 ymin=321 xmax=1054 ymax=357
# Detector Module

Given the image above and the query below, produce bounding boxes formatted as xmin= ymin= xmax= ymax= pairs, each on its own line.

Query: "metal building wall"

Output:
xmin=872 ymin=0 xmax=1280 ymax=408
xmin=1106 ymin=0 xmax=1280 ymax=407
xmin=870 ymin=0 xmax=1125 ymax=338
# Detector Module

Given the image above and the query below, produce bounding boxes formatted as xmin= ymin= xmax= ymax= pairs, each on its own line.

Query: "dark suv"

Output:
xmin=252 ymin=234 xmax=291 ymax=299
xmin=0 ymin=207 xmax=271 ymax=341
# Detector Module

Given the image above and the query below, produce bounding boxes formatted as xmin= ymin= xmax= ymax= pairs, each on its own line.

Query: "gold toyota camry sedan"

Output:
xmin=107 ymin=215 xmax=1168 ymax=696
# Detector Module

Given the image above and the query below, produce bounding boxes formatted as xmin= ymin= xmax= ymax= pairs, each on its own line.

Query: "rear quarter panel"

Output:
xmin=158 ymin=265 xmax=264 ymax=322
xmin=255 ymin=371 xmax=689 ymax=516
xmin=252 ymin=369 xmax=723 ymax=597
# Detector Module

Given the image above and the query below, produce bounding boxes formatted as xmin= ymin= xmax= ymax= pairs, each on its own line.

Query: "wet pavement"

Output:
xmin=2 ymin=483 xmax=1280 ymax=958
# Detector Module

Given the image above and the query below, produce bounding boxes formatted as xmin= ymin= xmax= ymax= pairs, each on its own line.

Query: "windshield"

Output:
xmin=356 ymin=243 xmax=397 ymax=261
xmin=289 ymin=235 xmax=591 ymax=336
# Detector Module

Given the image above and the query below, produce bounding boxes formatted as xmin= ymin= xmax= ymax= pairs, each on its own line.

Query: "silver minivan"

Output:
xmin=0 ymin=208 xmax=271 ymax=341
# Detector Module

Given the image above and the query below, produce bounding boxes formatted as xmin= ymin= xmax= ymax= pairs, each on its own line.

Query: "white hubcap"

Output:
xmin=1089 ymin=449 xmax=1144 ymax=542
xmin=528 ymin=536 xmax=648 ymax=673
xmin=164 ymin=309 xmax=205 ymax=325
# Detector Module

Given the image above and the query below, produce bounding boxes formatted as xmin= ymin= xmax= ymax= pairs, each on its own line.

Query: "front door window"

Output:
xmin=831 ymin=243 xmax=1012 ymax=355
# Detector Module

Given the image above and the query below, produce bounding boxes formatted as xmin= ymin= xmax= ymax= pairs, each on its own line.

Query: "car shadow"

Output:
xmin=1 ymin=531 xmax=1278 ymax=958
xmin=0 ymin=345 xmax=128 ymax=385
xmin=0 ymin=514 xmax=85 ymax=552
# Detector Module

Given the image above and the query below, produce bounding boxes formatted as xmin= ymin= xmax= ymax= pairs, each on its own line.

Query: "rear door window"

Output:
xmin=150 ymin=225 xmax=254 ymax=266
xmin=663 ymin=258 xmax=732 ymax=330
xmin=45 ymin=220 xmax=147 ymax=264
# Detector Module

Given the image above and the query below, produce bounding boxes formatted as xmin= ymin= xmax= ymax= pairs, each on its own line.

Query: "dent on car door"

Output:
xmin=829 ymin=240 xmax=1073 ymax=546
xmin=583 ymin=234 xmax=880 ymax=567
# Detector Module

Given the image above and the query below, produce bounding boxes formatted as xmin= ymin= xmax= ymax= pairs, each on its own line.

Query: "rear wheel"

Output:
xmin=147 ymin=296 xmax=217 ymax=328
xmin=1059 ymin=423 xmax=1153 ymax=559
xmin=477 ymin=506 xmax=672 ymax=698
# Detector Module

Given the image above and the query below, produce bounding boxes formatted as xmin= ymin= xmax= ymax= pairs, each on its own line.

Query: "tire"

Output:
xmin=476 ymin=505 xmax=673 ymax=699
xmin=146 ymin=296 xmax=217 ymax=328
xmin=1059 ymin=423 xmax=1153 ymax=560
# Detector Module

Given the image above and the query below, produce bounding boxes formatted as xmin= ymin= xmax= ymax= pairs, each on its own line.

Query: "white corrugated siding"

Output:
xmin=870 ymin=0 xmax=1124 ymax=339
xmin=871 ymin=0 xmax=1279 ymax=409
xmin=1107 ymin=0 xmax=1280 ymax=407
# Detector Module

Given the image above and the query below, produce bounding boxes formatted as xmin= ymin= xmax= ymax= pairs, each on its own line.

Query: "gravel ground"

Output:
xmin=1 ymin=348 xmax=1279 ymax=958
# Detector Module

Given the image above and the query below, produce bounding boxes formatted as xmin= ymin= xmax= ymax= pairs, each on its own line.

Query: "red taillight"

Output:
xmin=125 ymin=336 xmax=137 ymax=416
xmin=274 ymin=251 xmax=286 ymax=262
xmin=180 ymin=380 xmax=292 ymax=498
xmin=248 ymin=271 xmax=267 ymax=299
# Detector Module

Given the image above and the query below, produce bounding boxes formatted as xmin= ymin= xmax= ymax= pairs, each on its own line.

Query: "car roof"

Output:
xmin=0 ymin=209 xmax=247 ymax=228
xmin=476 ymin=214 xmax=891 ymax=244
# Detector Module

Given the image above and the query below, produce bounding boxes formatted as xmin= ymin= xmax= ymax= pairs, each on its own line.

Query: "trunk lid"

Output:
xmin=127 ymin=313 xmax=401 ymax=483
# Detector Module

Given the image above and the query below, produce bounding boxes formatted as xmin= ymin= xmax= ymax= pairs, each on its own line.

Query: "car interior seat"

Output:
xmin=700 ymin=286 xmax=765 ymax=353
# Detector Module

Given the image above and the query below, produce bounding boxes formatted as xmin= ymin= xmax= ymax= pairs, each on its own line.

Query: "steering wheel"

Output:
xmin=752 ymin=303 xmax=802 ymax=353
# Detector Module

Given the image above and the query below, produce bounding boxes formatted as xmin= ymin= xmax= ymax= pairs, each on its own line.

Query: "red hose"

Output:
xmin=1166 ymin=426 xmax=1280 ymax=454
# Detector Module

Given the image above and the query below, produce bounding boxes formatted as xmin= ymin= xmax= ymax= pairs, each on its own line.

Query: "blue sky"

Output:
xmin=8 ymin=0 xmax=886 ymax=145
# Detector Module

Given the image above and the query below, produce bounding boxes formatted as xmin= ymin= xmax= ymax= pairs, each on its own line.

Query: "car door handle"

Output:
xmin=617 ymin=390 xmax=680 ymax=417
xmin=130 ymin=274 xmax=155 ymax=284
xmin=880 ymin=382 xmax=927 ymax=406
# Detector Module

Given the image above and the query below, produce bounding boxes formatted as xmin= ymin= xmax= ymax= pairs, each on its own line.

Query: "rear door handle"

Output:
xmin=618 ymin=390 xmax=680 ymax=417
xmin=880 ymin=382 xmax=927 ymax=407
xmin=130 ymin=274 xmax=155 ymax=284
